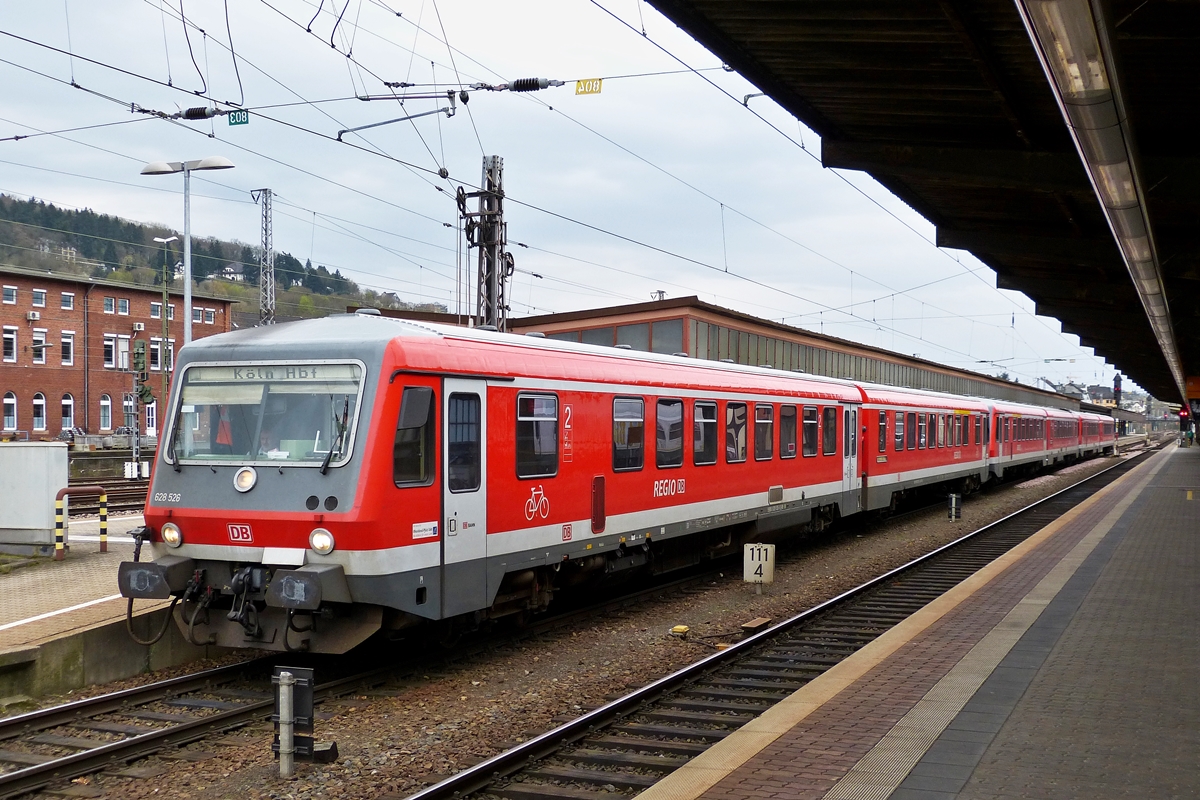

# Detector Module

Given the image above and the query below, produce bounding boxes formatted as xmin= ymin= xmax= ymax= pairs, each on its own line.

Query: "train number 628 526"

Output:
xmin=153 ymin=492 xmax=182 ymax=503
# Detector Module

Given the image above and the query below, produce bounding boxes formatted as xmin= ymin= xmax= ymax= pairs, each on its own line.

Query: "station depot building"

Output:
xmin=0 ymin=265 xmax=233 ymax=440
xmin=369 ymin=296 xmax=1095 ymax=413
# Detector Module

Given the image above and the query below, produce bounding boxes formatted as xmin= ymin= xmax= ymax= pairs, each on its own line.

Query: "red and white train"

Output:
xmin=119 ymin=313 xmax=1116 ymax=652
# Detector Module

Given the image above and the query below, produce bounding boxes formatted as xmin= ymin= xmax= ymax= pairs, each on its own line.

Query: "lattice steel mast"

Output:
xmin=252 ymin=188 xmax=276 ymax=325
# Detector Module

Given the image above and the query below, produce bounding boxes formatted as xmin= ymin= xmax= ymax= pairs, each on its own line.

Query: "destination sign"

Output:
xmin=188 ymin=364 xmax=360 ymax=383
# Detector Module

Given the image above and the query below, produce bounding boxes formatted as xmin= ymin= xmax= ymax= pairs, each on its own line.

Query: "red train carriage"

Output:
xmin=117 ymin=314 xmax=1115 ymax=653
xmin=858 ymin=386 xmax=991 ymax=512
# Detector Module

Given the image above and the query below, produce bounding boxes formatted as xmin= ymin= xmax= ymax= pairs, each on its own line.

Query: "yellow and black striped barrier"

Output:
xmin=53 ymin=485 xmax=108 ymax=560
xmin=54 ymin=497 xmax=65 ymax=561
xmin=99 ymin=492 xmax=108 ymax=553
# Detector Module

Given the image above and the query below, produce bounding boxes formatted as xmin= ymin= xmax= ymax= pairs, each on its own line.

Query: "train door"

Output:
xmin=841 ymin=404 xmax=861 ymax=515
xmin=442 ymin=378 xmax=488 ymax=617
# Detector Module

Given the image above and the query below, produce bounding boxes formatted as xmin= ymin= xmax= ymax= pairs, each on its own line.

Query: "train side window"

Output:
xmin=447 ymin=393 xmax=481 ymax=492
xmin=802 ymin=406 xmax=818 ymax=456
xmin=974 ymin=415 xmax=981 ymax=446
xmin=780 ymin=405 xmax=797 ymax=459
xmin=656 ymin=398 xmax=684 ymax=469
xmin=613 ymin=397 xmax=645 ymax=471
xmin=822 ymin=406 xmax=837 ymax=455
xmin=895 ymin=411 xmax=905 ymax=451
xmin=754 ymin=404 xmax=774 ymax=460
xmin=918 ymin=413 xmax=927 ymax=449
xmin=878 ymin=411 xmax=888 ymax=453
xmin=693 ymin=401 xmax=718 ymax=465
xmin=906 ymin=412 xmax=917 ymax=449
xmin=517 ymin=393 xmax=559 ymax=478
xmin=937 ymin=414 xmax=945 ymax=448
xmin=394 ymin=386 xmax=435 ymax=486
xmin=726 ymin=402 xmax=748 ymax=463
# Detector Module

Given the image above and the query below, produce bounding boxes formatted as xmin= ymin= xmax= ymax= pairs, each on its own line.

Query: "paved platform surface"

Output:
xmin=0 ymin=514 xmax=165 ymax=650
xmin=641 ymin=444 xmax=1196 ymax=800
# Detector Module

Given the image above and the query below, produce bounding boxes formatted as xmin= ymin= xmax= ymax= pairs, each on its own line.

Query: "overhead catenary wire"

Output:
xmin=0 ymin=11 xmax=1108 ymax=383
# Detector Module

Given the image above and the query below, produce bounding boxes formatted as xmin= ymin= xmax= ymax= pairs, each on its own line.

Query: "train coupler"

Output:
xmin=118 ymin=555 xmax=195 ymax=599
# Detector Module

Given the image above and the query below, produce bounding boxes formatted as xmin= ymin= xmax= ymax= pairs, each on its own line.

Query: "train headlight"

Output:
xmin=234 ymin=466 xmax=258 ymax=493
xmin=309 ymin=528 xmax=335 ymax=555
xmin=160 ymin=522 xmax=183 ymax=548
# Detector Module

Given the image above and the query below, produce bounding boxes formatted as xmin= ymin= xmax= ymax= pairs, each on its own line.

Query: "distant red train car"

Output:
xmin=118 ymin=314 xmax=1115 ymax=653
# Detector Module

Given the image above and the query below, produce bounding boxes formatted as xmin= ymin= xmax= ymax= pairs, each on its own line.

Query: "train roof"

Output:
xmin=183 ymin=316 xmax=1104 ymax=418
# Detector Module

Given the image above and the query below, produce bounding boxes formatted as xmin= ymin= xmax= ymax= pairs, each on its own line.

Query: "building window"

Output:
xmin=61 ymin=394 xmax=74 ymax=430
xmin=3 ymin=326 xmax=16 ymax=363
xmin=693 ymin=401 xmax=718 ymax=466
xmin=168 ymin=304 xmax=175 ymax=320
xmin=754 ymin=404 xmax=774 ymax=460
xmin=61 ymin=292 xmax=74 ymax=310
xmin=117 ymin=298 xmax=130 ymax=315
xmin=32 ymin=393 xmax=46 ymax=431
xmin=150 ymin=302 xmax=162 ymax=319
xmin=613 ymin=397 xmax=645 ymax=471
xmin=802 ymin=406 xmax=818 ymax=456
xmin=100 ymin=395 xmax=112 ymax=430
xmin=150 ymin=339 xmax=161 ymax=371
xmin=61 ymin=332 xmax=74 ymax=366
xmin=204 ymin=309 xmax=215 ymax=324
xmin=725 ymin=402 xmax=748 ymax=463
xmin=146 ymin=402 xmax=156 ymax=434
xmin=103 ymin=296 xmax=115 ymax=314
xmin=32 ymin=289 xmax=46 ymax=307
xmin=123 ymin=394 xmax=136 ymax=430
xmin=780 ymin=405 xmax=797 ymax=458
xmin=192 ymin=307 xmax=202 ymax=323
xmin=516 ymin=393 xmax=558 ymax=478
xmin=2 ymin=392 xmax=15 ymax=430
xmin=655 ymin=398 xmax=683 ymax=469
xmin=103 ymin=336 xmax=116 ymax=368
xmin=31 ymin=329 xmax=47 ymax=364
xmin=822 ymin=406 xmax=838 ymax=455
xmin=165 ymin=338 xmax=175 ymax=372
xmin=2 ymin=286 xmax=15 ymax=304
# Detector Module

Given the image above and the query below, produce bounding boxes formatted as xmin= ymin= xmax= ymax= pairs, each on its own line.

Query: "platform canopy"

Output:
xmin=647 ymin=0 xmax=1199 ymax=401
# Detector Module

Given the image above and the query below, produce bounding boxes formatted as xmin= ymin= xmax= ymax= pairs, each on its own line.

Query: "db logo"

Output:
xmin=562 ymin=523 xmax=573 ymax=541
xmin=227 ymin=523 xmax=254 ymax=543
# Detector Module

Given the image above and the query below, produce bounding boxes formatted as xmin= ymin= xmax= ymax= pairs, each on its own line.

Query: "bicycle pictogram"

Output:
xmin=524 ymin=485 xmax=550 ymax=521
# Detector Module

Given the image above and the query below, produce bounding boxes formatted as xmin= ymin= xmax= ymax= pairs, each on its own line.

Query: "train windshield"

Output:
xmin=169 ymin=362 xmax=364 ymax=466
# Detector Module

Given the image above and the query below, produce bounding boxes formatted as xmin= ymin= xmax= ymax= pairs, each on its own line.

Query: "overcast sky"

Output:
xmin=0 ymin=0 xmax=1139 ymax=394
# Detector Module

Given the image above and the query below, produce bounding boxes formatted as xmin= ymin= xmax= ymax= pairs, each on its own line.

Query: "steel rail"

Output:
xmin=0 ymin=662 xmax=399 ymax=799
xmin=401 ymin=448 xmax=1157 ymax=800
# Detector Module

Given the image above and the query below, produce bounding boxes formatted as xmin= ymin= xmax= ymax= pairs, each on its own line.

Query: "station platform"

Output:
xmin=0 ymin=515 xmax=209 ymax=703
xmin=642 ymin=443 xmax=1196 ymax=800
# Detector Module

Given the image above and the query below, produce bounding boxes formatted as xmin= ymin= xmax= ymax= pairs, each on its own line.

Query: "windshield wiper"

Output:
xmin=320 ymin=397 xmax=351 ymax=475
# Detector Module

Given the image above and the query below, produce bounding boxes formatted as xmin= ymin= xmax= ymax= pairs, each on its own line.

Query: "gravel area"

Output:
xmin=31 ymin=452 xmax=1144 ymax=800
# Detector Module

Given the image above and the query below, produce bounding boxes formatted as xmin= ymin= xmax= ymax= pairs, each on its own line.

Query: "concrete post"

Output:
xmin=278 ymin=670 xmax=295 ymax=778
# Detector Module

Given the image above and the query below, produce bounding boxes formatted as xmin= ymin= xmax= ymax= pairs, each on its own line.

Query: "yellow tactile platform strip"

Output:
xmin=637 ymin=447 xmax=1170 ymax=800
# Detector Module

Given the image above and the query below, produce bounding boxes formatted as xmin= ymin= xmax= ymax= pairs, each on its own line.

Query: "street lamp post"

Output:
xmin=140 ymin=157 xmax=235 ymax=344
xmin=152 ymin=236 xmax=178 ymax=416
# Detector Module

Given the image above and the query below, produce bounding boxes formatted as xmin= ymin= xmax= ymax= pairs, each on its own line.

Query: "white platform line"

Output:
xmin=0 ymin=594 xmax=124 ymax=633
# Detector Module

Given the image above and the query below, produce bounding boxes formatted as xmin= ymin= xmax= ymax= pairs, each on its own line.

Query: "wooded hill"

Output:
xmin=0 ymin=194 xmax=447 ymax=320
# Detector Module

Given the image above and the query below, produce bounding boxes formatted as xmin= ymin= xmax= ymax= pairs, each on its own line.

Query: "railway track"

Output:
xmin=65 ymin=480 xmax=148 ymax=516
xmin=0 ymin=448 xmax=1155 ymax=798
xmin=403 ymin=449 xmax=1157 ymax=800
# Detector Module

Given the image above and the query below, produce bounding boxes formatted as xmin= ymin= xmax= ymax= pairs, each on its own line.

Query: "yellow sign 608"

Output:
xmin=575 ymin=78 xmax=603 ymax=95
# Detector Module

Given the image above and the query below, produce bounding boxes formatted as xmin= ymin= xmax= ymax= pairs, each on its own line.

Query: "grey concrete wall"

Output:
xmin=0 ymin=608 xmax=225 ymax=703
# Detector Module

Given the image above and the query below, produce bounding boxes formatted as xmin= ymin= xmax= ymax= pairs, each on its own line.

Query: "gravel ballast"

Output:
xmin=32 ymin=453 xmax=1142 ymax=800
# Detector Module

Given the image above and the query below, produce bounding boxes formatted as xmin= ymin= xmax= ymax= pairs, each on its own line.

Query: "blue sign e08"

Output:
xmin=228 ymin=110 xmax=250 ymax=126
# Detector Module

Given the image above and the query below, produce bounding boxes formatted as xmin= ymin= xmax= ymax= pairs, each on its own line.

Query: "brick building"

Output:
xmin=0 ymin=266 xmax=234 ymax=439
